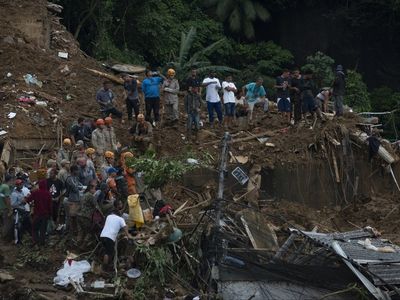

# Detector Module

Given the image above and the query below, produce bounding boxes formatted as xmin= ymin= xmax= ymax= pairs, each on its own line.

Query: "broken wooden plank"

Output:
xmin=332 ymin=150 xmax=340 ymax=183
xmin=85 ymin=68 xmax=124 ymax=85
xmin=241 ymin=216 xmax=258 ymax=248
xmin=203 ymin=130 xmax=275 ymax=146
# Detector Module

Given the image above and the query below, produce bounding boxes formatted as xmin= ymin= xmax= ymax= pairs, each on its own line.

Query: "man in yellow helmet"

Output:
xmin=130 ymin=114 xmax=153 ymax=154
xmin=56 ymin=138 xmax=72 ymax=169
xmin=101 ymin=151 xmax=115 ymax=181
xmin=162 ymin=68 xmax=180 ymax=126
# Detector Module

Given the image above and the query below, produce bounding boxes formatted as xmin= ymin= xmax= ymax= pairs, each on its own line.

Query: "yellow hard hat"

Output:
xmin=167 ymin=68 xmax=176 ymax=76
xmin=85 ymin=148 xmax=95 ymax=155
xmin=63 ymin=138 xmax=72 ymax=145
xmin=104 ymin=151 xmax=114 ymax=158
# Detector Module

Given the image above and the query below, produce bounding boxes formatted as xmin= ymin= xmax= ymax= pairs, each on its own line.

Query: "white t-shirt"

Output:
xmin=100 ymin=214 xmax=127 ymax=242
xmin=222 ymin=81 xmax=237 ymax=104
xmin=202 ymin=77 xmax=221 ymax=103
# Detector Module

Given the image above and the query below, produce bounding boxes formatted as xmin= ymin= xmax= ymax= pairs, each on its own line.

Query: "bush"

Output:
xmin=345 ymin=70 xmax=371 ymax=112
xmin=370 ymin=86 xmax=400 ymax=112
xmin=302 ymin=51 xmax=335 ymax=89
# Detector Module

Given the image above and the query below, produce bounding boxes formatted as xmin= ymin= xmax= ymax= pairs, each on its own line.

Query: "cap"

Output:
xmin=107 ymin=167 xmax=118 ymax=174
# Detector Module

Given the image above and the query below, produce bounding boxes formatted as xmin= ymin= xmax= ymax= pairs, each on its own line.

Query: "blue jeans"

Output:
xmin=207 ymin=102 xmax=223 ymax=124
xmin=224 ymin=103 xmax=235 ymax=117
xmin=187 ymin=112 xmax=200 ymax=131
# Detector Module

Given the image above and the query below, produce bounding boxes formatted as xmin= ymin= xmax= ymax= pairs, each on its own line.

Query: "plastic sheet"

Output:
xmin=53 ymin=260 xmax=91 ymax=287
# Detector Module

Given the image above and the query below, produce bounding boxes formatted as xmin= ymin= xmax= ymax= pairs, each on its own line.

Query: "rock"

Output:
xmin=16 ymin=37 xmax=26 ymax=44
xmin=2 ymin=36 xmax=14 ymax=44
xmin=0 ymin=270 xmax=14 ymax=282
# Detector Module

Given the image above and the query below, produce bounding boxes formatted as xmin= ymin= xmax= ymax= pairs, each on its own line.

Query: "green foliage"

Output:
xmin=345 ymin=70 xmax=371 ymax=112
xmin=204 ymin=0 xmax=270 ymax=39
xmin=302 ymin=51 xmax=335 ymax=89
xmin=370 ymin=86 xmax=400 ymax=112
xmin=167 ymin=27 xmax=237 ymax=81
xmin=220 ymin=41 xmax=293 ymax=90
xmin=126 ymin=153 xmax=198 ymax=188
xmin=132 ymin=245 xmax=171 ymax=299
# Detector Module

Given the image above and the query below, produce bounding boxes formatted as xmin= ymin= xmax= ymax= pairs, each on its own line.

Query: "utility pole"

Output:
xmin=208 ymin=132 xmax=231 ymax=298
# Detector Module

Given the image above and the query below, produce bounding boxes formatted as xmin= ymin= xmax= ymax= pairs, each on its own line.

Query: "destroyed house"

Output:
xmin=214 ymin=225 xmax=400 ymax=299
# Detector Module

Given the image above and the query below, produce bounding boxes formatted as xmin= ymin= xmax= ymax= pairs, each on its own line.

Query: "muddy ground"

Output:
xmin=0 ymin=0 xmax=400 ymax=299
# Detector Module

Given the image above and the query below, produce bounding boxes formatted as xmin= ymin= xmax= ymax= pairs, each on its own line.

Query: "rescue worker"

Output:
xmin=71 ymin=140 xmax=88 ymax=164
xmin=57 ymin=159 xmax=70 ymax=185
xmin=120 ymin=152 xmax=137 ymax=195
xmin=77 ymin=157 xmax=97 ymax=186
xmin=76 ymin=183 xmax=97 ymax=247
xmin=91 ymin=119 xmax=107 ymax=166
xmin=57 ymin=138 xmax=72 ymax=169
xmin=85 ymin=148 xmax=96 ymax=170
xmin=130 ymin=114 xmax=153 ymax=154
xmin=101 ymin=151 xmax=115 ymax=181
xmin=104 ymin=117 xmax=119 ymax=152
xmin=106 ymin=167 xmax=118 ymax=202
xmin=162 ymin=68 xmax=180 ymax=126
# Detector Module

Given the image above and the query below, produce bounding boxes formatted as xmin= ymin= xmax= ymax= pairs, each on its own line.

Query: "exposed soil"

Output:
xmin=0 ymin=0 xmax=400 ymax=299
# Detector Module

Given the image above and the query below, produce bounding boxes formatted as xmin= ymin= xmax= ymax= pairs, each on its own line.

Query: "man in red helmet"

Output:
xmin=104 ymin=117 xmax=120 ymax=152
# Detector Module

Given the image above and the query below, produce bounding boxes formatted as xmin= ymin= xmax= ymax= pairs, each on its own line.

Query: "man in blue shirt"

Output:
xmin=142 ymin=70 xmax=165 ymax=126
xmin=96 ymin=80 xmax=123 ymax=119
xmin=242 ymin=77 xmax=267 ymax=121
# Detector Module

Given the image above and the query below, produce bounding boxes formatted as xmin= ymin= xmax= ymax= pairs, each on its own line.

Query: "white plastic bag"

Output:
xmin=53 ymin=260 xmax=91 ymax=287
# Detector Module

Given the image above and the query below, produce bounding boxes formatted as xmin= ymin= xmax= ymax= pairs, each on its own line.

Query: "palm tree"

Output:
xmin=167 ymin=27 xmax=237 ymax=80
xmin=204 ymin=0 xmax=270 ymax=39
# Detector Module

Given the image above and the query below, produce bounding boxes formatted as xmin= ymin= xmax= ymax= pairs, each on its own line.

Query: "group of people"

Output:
xmin=0 ymin=64 xmax=347 ymax=271
xmin=95 ymin=65 xmax=346 ymax=142
xmin=0 ymin=122 xmax=151 ymax=269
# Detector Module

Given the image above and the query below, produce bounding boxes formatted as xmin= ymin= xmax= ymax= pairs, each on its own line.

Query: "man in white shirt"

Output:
xmin=222 ymin=75 xmax=237 ymax=128
xmin=100 ymin=200 xmax=132 ymax=269
xmin=202 ymin=71 xmax=222 ymax=127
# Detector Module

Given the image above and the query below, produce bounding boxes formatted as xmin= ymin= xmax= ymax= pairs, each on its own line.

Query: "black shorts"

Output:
xmin=101 ymin=237 xmax=115 ymax=257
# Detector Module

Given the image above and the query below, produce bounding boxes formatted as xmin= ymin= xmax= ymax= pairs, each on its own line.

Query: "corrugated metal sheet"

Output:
xmin=368 ymin=264 xmax=400 ymax=285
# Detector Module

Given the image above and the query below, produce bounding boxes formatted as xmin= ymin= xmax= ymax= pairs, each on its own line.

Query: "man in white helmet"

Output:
xmin=162 ymin=69 xmax=180 ymax=126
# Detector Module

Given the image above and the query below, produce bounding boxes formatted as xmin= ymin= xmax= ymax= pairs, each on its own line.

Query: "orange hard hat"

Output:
xmin=122 ymin=151 xmax=134 ymax=159
xmin=104 ymin=117 xmax=112 ymax=125
xmin=96 ymin=118 xmax=105 ymax=126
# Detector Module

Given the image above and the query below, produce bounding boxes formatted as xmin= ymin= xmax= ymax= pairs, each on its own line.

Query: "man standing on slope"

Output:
xmin=332 ymin=64 xmax=346 ymax=118
xmin=202 ymin=71 xmax=222 ymax=128
xmin=96 ymin=80 xmax=123 ymax=119
xmin=222 ymin=75 xmax=237 ymax=128
xmin=162 ymin=69 xmax=180 ymax=126
xmin=142 ymin=70 xmax=165 ymax=127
